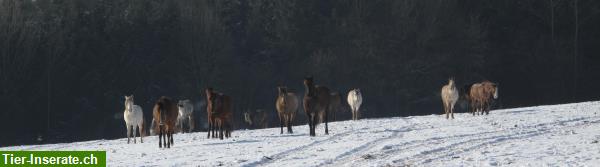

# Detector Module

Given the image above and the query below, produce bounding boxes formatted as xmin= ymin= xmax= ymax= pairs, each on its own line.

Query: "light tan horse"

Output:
xmin=153 ymin=96 xmax=179 ymax=148
xmin=276 ymin=86 xmax=299 ymax=134
xmin=469 ymin=81 xmax=499 ymax=115
xmin=441 ymin=78 xmax=459 ymax=119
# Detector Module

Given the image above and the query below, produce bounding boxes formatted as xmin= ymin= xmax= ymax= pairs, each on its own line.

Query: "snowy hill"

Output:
xmin=4 ymin=101 xmax=600 ymax=166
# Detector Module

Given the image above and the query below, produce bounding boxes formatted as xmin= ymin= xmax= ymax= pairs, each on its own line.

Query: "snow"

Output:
xmin=4 ymin=101 xmax=600 ymax=166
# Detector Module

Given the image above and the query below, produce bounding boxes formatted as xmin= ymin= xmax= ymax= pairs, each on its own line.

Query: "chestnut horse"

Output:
xmin=205 ymin=88 xmax=233 ymax=140
xmin=276 ymin=86 xmax=299 ymax=134
xmin=469 ymin=81 xmax=499 ymax=115
xmin=441 ymin=78 xmax=459 ymax=119
xmin=303 ymin=77 xmax=330 ymax=136
xmin=153 ymin=96 xmax=179 ymax=148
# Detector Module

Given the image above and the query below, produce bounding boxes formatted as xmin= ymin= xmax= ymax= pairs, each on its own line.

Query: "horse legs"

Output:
xmin=126 ymin=125 xmax=131 ymax=144
xmin=165 ymin=130 xmax=170 ymax=148
xmin=287 ymin=114 xmax=293 ymax=133
xmin=226 ymin=121 xmax=231 ymax=138
xmin=170 ymin=129 xmax=174 ymax=146
xmin=352 ymin=106 xmax=357 ymax=120
xmin=207 ymin=118 xmax=211 ymax=138
xmin=158 ymin=126 xmax=163 ymax=148
xmin=443 ymin=102 xmax=448 ymax=119
xmin=133 ymin=125 xmax=138 ymax=144
xmin=325 ymin=108 xmax=329 ymax=135
xmin=450 ymin=102 xmax=455 ymax=119
xmin=307 ymin=113 xmax=314 ymax=136
xmin=212 ymin=120 xmax=217 ymax=138
xmin=485 ymin=101 xmax=491 ymax=115
xmin=165 ymin=130 xmax=169 ymax=148
xmin=310 ymin=113 xmax=319 ymax=136
xmin=139 ymin=123 xmax=144 ymax=143
xmin=219 ymin=120 xmax=224 ymax=140
xmin=179 ymin=119 xmax=184 ymax=134
xmin=279 ymin=112 xmax=284 ymax=134
xmin=472 ymin=101 xmax=477 ymax=116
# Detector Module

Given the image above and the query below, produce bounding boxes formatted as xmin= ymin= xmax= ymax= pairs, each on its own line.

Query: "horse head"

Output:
xmin=278 ymin=86 xmax=288 ymax=105
xmin=205 ymin=88 xmax=216 ymax=113
xmin=304 ymin=76 xmax=314 ymax=88
xmin=304 ymin=76 xmax=315 ymax=96
xmin=124 ymin=95 xmax=134 ymax=111
xmin=448 ymin=78 xmax=455 ymax=87
xmin=353 ymin=88 xmax=361 ymax=96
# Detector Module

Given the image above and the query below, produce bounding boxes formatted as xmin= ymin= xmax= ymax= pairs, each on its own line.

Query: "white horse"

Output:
xmin=441 ymin=78 xmax=459 ymax=119
xmin=176 ymin=99 xmax=194 ymax=133
xmin=347 ymin=88 xmax=363 ymax=120
xmin=124 ymin=95 xmax=144 ymax=143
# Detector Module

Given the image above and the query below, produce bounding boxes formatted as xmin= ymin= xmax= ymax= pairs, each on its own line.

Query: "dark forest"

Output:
xmin=1 ymin=0 xmax=599 ymax=146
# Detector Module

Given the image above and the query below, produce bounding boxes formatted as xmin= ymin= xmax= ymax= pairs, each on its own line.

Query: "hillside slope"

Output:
xmin=4 ymin=101 xmax=600 ymax=166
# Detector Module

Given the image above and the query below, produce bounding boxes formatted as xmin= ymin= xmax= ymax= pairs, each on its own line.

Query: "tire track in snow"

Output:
xmin=389 ymin=116 xmax=600 ymax=166
xmin=320 ymin=127 xmax=420 ymax=167
xmin=338 ymin=114 xmax=600 ymax=166
xmin=317 ymin=118 xmax=427 ymax=167
xmin=241 ymin=125 xmax=364 ymax=167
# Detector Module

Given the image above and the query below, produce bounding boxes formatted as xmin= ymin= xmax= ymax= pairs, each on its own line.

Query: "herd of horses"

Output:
xmin=122 ymin=76 xmax=496 ymax=148
xmin=441 ymin=78 xmax=499 ymax=119
xmin=122 ymin=77 xmax=363 ymax=148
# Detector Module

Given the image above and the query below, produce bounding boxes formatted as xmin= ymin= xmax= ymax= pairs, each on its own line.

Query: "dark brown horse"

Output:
xmin=303 ymin=77 xmax=330 ymax=136
xmin=244 ymin=109 xmax=269 ymax=129
xmin=153 ymin=96 xmax=179 ymax=148
xmin=205 ymin=88 xmax=233 ymax=140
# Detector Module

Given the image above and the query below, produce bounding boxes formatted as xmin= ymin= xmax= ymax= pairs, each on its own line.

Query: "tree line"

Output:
xmin=1 ymin=0 xmax=599 ymax=146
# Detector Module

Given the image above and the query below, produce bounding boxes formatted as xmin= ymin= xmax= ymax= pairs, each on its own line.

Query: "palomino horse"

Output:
xmin=276 ymin=86 xmax=299 ymax=134
xmin=153 ymin=96 xmax=179 ymax=148
xmin=123 ymin=95 xmax=145 ymax=144
xmin=303 ymin=77 xmax=330 ymax=136
xmin=205 ymin=88 xmax=233 ymax=140
xmin=347 ymin=88 xmax=363 ymax=120
xmin=469 ymin=81 xmax=499 ymax=115
xmin=441 ymin=78 xmax=459 ymax=119
xmin=176 ymin=99 xmax=194 ymax=133
xmin=243 ymin=109 xmax=269 ymax=129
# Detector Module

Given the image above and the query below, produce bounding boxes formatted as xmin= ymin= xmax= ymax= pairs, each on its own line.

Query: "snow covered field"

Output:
xmin=4 ymin=101 xmax=600 ymax=166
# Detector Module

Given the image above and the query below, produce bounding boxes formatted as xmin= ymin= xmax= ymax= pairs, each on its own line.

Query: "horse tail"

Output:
xmin=157 ymin=101 xmax=166 ymax=126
